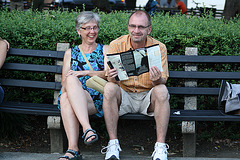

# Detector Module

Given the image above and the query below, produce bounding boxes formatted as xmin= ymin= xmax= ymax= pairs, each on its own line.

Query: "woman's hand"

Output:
xmin=66 ymin=70 xmax=89 ymax=78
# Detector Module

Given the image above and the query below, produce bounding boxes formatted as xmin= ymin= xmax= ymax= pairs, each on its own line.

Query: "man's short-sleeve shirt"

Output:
xmin=108 ymin=35 xmax=169 ymax=93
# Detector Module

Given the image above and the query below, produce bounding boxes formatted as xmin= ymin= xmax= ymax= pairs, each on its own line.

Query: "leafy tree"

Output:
xmin=223 ymin=0 xmax=240 ymax=20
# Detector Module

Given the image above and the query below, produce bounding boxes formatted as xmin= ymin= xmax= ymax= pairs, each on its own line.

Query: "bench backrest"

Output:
xmin=0 ymin=47 xmax=240 ymax=116
xmin=0 ymin=48 xmax=64 ymax=90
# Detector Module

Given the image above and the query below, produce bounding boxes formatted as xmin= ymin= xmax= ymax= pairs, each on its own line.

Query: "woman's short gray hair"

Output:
xmin=75 ymin=11 xmax=100 ymax=30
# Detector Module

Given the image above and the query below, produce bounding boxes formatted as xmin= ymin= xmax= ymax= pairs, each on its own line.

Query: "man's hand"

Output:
xmin=149 ymin=66 xmax=167 ymax=85
xmin=107 ymin=68 xmax=118 ymax=82
xmin=149 ymin=66 xmax=162 ymax=81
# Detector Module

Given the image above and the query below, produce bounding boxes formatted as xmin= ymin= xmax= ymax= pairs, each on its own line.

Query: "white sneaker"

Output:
xmin=151 ymin=142 xmax=169 ymax=160
xmin=101 ymin=139 xmax=122 ymax=160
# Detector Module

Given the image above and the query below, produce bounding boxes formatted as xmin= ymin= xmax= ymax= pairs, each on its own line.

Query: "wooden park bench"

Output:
xmin=0 ymin=43 xmax=240 ymax=157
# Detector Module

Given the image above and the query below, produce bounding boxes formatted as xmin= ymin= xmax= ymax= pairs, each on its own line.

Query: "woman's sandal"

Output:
xmin=58 ymin=149 xmax=82 ymax=160
xmin=82 ymin=129 xmax=99 ymax=145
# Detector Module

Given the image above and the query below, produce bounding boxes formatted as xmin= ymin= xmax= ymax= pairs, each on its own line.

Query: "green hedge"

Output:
xmin=1 ymin=9 xmax=240 ymax=55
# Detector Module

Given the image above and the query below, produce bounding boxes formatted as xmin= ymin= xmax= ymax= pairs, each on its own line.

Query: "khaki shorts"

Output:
xmin=119 ymin=88 xmax=154 ymax=116
xmin=119 ymin=88 xmax=170 ymax=117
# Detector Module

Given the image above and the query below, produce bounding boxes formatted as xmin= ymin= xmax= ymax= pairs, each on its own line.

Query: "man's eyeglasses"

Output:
xmin=81 ymin=26 xmax=99 ymax=31
xmin=128 ymin=24 xmax=150 ymax=30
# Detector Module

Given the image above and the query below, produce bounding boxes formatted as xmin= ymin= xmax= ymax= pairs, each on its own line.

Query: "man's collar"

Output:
xmin=128 ymin=35 xmax=150 ymax=50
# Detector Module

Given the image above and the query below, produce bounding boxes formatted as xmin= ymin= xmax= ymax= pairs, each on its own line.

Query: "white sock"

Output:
xmin=109 ymin=139 xmax=119 ymax=144
xmin=155 ymin=142 xmax=166 ymax=147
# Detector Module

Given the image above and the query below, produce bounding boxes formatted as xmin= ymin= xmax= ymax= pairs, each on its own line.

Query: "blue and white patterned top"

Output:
xmin=58 ymin=44 xmax=105 ymax=117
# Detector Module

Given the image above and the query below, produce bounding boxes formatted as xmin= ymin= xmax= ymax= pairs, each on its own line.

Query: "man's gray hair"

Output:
xmin=75 ymin=11 xmax=100 ymax=30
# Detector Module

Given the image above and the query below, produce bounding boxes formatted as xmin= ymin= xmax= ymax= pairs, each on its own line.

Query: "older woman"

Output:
xmin=58 ymin=11 xmax=108 ymax=160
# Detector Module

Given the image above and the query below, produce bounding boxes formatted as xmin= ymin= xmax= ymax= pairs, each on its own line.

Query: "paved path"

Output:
xmin=1 ymin=152 xmax=240 ymax=160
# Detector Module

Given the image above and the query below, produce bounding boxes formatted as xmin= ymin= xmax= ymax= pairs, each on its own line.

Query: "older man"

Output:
xmin=101 ymin=10 xmax=170 ymax=160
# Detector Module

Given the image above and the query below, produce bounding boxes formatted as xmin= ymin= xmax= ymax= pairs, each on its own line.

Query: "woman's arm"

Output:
xmin=61 ymin=49 xmax=71 ymax=85
xmin=74 ymin=70 xmax=105 ymax=79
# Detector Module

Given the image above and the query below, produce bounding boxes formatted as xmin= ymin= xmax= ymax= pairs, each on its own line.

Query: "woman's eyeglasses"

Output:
xmin=81 ymin=26 xmax=99 ymax=31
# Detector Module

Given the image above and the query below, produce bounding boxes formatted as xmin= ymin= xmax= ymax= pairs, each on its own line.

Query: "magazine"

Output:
xmin=107 ymin=44 xmax=163 ymax=81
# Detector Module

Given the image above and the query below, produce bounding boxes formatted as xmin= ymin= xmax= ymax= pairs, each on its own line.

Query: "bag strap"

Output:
xmin=218 ymin=80 xmax=227 ymax=115
xmin=229 ymin=82 xmax=233 ymax=98
xmin=79 ymin=45 xmax=93 ymax=71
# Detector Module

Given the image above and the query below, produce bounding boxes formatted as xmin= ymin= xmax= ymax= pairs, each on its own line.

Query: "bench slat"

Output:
xmin=168 ymin=55 xmax=240 ymax=63
xmin=120 ymin=110 xmax=240 ymax=121
xmin=168 ymin=87 xmax=219 ymax=95
xmin=0 ymin=102 xmax=60 ymax=116
xmin=8 ymin=48 xmax=64 ymax=59
xmin=2 ymin=64 xmax=240 ymax=80
xmin=0 ymin=79 xmax=218 ymax=95
xmin=0 ymin=79 xmax=61 ymax=90
xmin=8 ymin=49 xmax=240 ymax=63
xmin=2 ymin=63 xmax=62 ymax=73
xmin=170 ymin=71 xmax=240 ymax=79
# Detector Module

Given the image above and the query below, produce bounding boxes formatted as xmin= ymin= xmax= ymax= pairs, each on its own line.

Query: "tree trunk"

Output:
xmin=125 ymin=0 xmax=136 ymax=10
xmin=223 ymin=0 xmax=240 ymax=20
xmin=91 ymin=0 xmax=110 ymax=13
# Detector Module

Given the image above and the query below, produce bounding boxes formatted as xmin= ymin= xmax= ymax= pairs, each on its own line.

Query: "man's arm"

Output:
xmin=105 ymin=42 xmax=120 ymax=83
